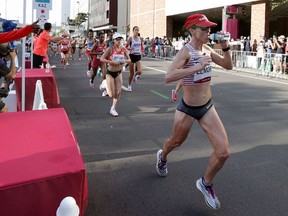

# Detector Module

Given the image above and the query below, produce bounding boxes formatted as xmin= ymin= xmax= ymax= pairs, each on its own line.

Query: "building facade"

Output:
xmin=129 ymin=0 xmax=288 ymax=42
xmin=86 ymin=0 xmax=288 ymax=42
xmin=130 ymin=0 xmax=166 ymax=38
xmin=90 ymin=0 xmax=116 ymax=32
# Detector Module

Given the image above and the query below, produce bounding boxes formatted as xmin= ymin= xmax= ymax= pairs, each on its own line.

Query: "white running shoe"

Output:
xmin=156 ymin=149 xmax=168 ymax=177
xmin=89 ymin=79 xmax=94 ymax=89
xmin=196 ymin=177 xmax=221 ymax=209
xmin=127 ymin=85 xmax=132 ymax=92
xmin=100 ymin=79 xmax=107 ymax=91
xmin=86 ymin=70 xmax=91 ymax=78
xmin=102 ymin=89 xmax=108 ymax=97
xmin=110 ymin=107 xmax=118 ymax=117
xmin=133 ymin=75 xmax=140 ymax=83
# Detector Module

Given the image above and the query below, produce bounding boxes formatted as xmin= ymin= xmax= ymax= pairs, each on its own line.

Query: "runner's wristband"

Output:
xmin=222 ymin=47 xmax=230 ymax=52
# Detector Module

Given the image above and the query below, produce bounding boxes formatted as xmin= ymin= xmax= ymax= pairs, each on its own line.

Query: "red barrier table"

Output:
xmin=25 ymin=60 xmax=31 ymax=68
xmin=0 ymin=108 xmax=88 ymax=216
xmin=14 ymin=68 xmax=60 ymax=111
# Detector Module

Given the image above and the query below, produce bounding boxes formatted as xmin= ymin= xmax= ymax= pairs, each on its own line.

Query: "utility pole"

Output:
xmin=87 ymin=0 xmax=90 ymax=32
xmin=222 ymin=6 xmax=227 ymax=32
xmin=77 ymin=1 xmax=79 ymax=14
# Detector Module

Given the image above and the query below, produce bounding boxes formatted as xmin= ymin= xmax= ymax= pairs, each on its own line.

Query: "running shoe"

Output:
xmin=99 ymin=80 xmax=107 ymax=91
xmin=87 ymin=70 xmax=91 ymax=78
xmin=102 ymin=89 xmax=108 ymax=97
xmin=196 ymin=177 xmax=221 ymax=209
xmin=89 ymin=79 xmax=94 ymax=89
xmin=110 ymin=107 xmax=118 ymax=117
xmin=171 ymin=89 xmax=177 ymax=101
xmin=156 ymin=149 xmax=168 ymax=177
xmin=133 ymin=75 xmax=140 ymax=83
xmin=97 ymin=69 xmax=102 ymax=77
xmin=127 ymin=85 xmax=132 ymax=92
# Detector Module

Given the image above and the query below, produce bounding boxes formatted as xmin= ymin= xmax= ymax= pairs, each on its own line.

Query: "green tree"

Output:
xmin=67 ymin=13 xmax=88 ymax=27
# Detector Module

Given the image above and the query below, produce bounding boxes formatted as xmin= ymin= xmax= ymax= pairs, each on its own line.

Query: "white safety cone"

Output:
xmin=56 ymin=196 xmax=79 ymax=216
xmin=33 ymin=80 xmax=48 ymax=110
xmin=38 ymin=102 xmax=48 ymax=110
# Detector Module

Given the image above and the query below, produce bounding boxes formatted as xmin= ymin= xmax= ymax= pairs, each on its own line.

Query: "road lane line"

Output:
xmin=150 ymin=90 xmax=170 ymax=100
xmin=143 ymin=65 xmax=288 ymax=86
xmin=143 ymin=66 xmax=167 ymax=74
xmin=121 ymin=85 xmax=128 ymax=91
xmin=215 ymin=69 xmax=288 ymax=86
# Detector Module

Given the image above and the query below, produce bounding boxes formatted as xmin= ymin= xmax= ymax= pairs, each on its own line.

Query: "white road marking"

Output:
xmin=143 ymin=65 xmax=288 ymax=86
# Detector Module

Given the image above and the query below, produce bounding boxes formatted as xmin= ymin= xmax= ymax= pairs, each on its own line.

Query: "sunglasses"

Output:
xmin=192 ymin=26 xmax=211 ymax=31
xmin=114 ymin=37 xmax=122 ymax=41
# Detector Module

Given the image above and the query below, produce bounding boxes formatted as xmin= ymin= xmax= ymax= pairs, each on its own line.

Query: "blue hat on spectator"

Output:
xmin=2 ymin=20 xmax=17 ymax=32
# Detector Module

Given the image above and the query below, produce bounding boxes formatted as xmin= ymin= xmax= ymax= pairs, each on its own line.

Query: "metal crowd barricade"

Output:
xmin=143 ymin=44 xmax=288 ymax=80
xmin=227 ymin=50 xmax=288 ymax=79
xmin=144 ymin=45 xmax=175 ymax=59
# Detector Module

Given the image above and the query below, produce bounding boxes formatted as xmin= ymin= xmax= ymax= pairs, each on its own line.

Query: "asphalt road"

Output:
xmin=47 ymin=54 xmax=288 ymax=216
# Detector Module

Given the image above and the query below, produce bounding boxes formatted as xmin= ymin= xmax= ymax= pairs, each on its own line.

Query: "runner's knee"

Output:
xmin=170 ymin=137 xmax=184 ymax=148
xmin=216 ymin=148 xmax=230 ymax=161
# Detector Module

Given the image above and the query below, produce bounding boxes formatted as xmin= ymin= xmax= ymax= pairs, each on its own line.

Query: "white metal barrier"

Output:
xmin=145 ymin=46 xmax=288 ymax=80
xmin=226 ymin=50 xmax=288 ymax=79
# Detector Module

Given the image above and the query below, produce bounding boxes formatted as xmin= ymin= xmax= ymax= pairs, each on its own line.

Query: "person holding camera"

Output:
xmin=156 ymin=13 xmax=233 ymax=209
xmin=0 ymin=49 xmax=17 ymax=112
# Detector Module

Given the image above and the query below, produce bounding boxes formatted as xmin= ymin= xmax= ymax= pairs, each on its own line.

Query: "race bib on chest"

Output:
xmin=111 ymin=53 xmax=124 ymax=62
xmin=194 ymin=65 xmax=212 ymax=83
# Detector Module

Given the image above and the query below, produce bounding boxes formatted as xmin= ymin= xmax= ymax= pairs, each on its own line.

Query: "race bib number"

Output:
xmin=194 ymin=65 xmax=212 ymax=83
xmin=111 ymin=54 xmax=124 ymax=62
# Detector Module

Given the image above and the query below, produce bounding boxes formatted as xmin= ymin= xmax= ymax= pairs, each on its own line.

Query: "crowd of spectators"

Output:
xmin=142 ymin=36 xmax=189 ymax=58
xmin=227 ymin=35 xmax=288 ymax=73
xmin=0 ymin=19 xmax=40 ymax=112
xmin=141 ymin=34 xmax=288 ymax=73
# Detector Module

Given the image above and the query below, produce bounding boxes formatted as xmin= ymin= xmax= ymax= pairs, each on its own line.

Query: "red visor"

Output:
xmin=184 ymin=14 xmax=217 ymax=29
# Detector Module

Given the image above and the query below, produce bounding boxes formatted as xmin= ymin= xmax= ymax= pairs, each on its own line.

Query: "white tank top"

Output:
xmin=130 ymin=36 xmax=141 ymax=55
xmin=182 ymin=43 xmax=212 ymax=86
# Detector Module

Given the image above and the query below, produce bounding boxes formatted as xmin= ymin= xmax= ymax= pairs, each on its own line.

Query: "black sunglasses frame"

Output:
xmin=191 ymin=26 xmax=211 ymax=31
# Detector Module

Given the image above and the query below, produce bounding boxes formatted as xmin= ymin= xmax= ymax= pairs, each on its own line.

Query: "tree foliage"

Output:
xmin=67 ymin=13 xmax=89 ymax=26
xmin=271 ymin=0 xmax=288 ymax=9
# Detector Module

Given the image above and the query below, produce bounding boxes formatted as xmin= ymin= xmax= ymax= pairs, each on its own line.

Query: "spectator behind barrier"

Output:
xmin=33 ymin=22 xmax=63 ymax=68
xmin=0 ymin=49 xmax=17 ymax=112
xmin=2 ymin=20 xmax=18 ymax=49
xmin=0 ymin=19 xmax=40 ymax=44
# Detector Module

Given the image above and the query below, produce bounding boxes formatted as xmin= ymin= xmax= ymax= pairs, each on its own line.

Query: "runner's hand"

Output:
xmin=199 ymin=55 xmax=212 ymax=68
